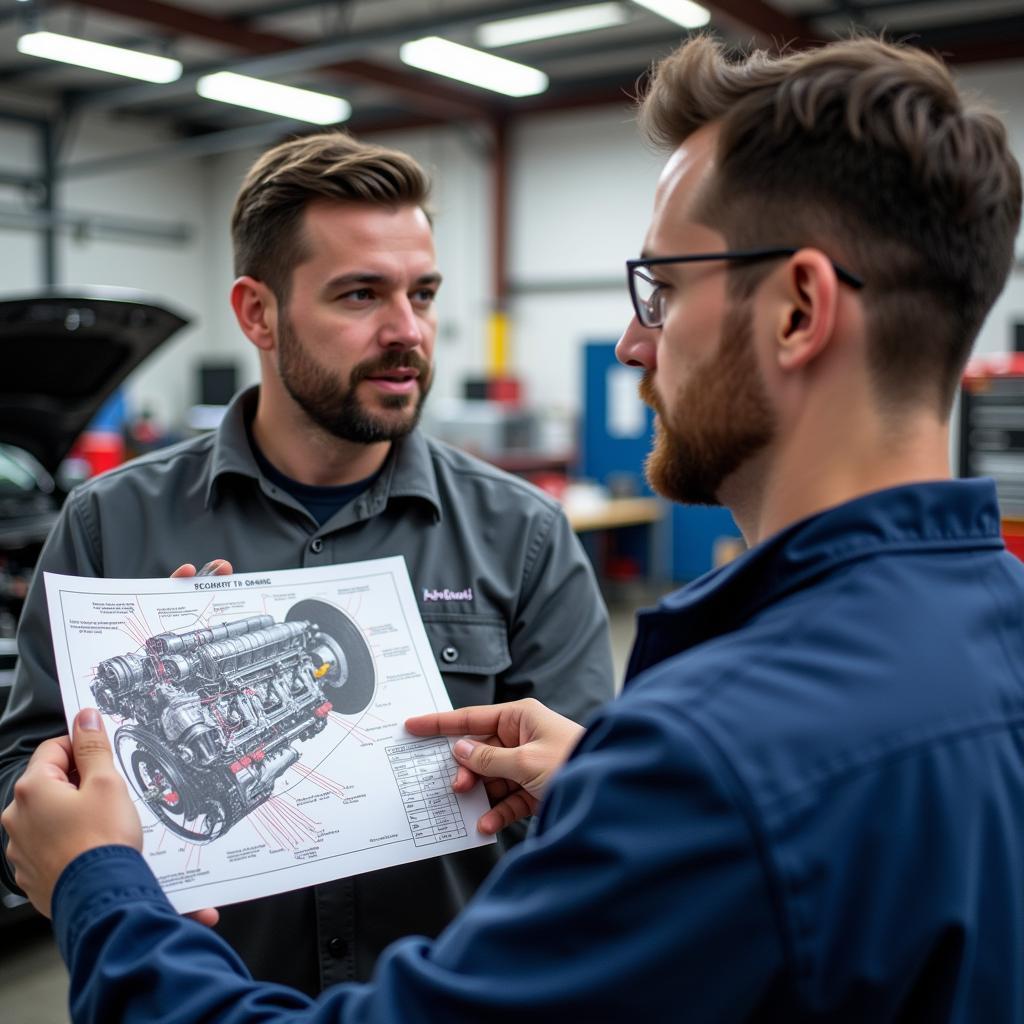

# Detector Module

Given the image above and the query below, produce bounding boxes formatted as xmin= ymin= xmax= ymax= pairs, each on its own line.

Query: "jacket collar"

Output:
xmin=625 ymin=479 xmax=1004 ymax=683
xmin=204 ymin=386 xmax=442 ymax=522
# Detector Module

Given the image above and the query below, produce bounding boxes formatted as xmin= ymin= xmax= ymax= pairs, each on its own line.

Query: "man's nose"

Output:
xmin=616 ymin=316 xmax=658 ymax=370
xmin=378 ymin=297 xmax=424 ymax=348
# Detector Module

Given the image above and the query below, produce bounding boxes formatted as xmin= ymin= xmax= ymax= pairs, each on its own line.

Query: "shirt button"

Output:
xmin=441 ymin=645 xmax=458 ymax=664
xmin=327 ymin=937 xmax=349 ymax=959
xmin=310 ymin=538 xmax=324 ymax=554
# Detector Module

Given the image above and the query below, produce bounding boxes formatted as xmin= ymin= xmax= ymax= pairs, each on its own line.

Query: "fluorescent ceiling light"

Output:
xmin=477 ymin=3 xmax=627 ymax=48
xmin=17 ymin=31 xmax=182 ymax=83
xmin=631 ymin=0 xmax=711 ymax=29
xmin=400 ymin=36 xmax=548 ymax=97
xmin=196 ymin=72 xmax=351 ymax=125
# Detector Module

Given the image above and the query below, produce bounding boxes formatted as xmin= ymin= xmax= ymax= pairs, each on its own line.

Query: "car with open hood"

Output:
xmin=0 ymin=288 xmax=189 ymax=921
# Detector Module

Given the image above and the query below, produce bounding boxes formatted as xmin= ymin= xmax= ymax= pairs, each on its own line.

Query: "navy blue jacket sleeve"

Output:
xmin=54 ymin=707 xmax=786 ymax=1023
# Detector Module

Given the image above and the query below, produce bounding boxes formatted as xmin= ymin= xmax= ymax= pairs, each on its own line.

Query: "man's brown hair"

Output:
xmin=641 ymin=35 xmax=1022 ymax=412
xmin=231 ymin=131 xmax=431 ymax=302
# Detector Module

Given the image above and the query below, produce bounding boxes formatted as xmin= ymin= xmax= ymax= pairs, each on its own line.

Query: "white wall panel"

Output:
xmin=0 ymin=60 xmax=1021 ymax=435
xmin=506 ymin=105 xmax=662 ymax=414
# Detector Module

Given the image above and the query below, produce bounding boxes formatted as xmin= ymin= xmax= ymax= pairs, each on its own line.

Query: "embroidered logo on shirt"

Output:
xmin=423 ymin=587 xmax=474 ymax=602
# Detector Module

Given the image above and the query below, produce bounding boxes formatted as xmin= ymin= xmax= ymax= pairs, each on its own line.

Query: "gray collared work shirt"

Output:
xmin=0 ymin=387 xmax=614 ymax=994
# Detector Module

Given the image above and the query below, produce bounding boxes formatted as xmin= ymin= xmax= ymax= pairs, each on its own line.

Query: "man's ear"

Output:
xmin=773 ymin=249 xmax=840 ymax=373
xmin=230 ymin=276 xmax=278 ymax=352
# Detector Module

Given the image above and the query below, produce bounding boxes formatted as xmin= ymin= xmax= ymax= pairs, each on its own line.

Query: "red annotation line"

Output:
xmin=245 ymin=809 xmax=277 ymax=851
xmin=133 ymin=598 xmax=158 ymax=639
xmin=119 ymin=617 xmax=149 ymax=649
xmin=266 ymin=797 xmax=322 ymax=836
xmin=262 ymin=803 xmax=305 ymax=847
xmin=183 ymin=840 xmax=202 ymax=873
xmin=291 ymin=762 xmax=346 ymax=799
xmin=122 ymin=608 xmax=150 ymax=642
xmin=327 ymin=713 xmax=374 ymax=743
xmin=252 ymin=801 xmax=305 ymax=848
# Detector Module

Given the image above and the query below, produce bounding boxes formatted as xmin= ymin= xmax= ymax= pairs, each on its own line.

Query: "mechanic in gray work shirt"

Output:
xmin=0 ymin=132 xmax=614 ymax=995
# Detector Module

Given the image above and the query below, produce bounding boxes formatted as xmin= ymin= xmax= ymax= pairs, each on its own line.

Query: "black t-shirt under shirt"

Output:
xmin=250 ymin=436 xmax=381 ymax=527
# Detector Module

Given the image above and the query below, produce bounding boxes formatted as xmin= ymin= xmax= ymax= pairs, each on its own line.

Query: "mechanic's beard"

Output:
xmin=641 ymin=301 xmax=776 ymax=506
xmin=277 ymin=314 xmax=433 ymax=445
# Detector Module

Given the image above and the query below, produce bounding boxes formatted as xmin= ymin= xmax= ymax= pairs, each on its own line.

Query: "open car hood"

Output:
xmin=0 ymin=288 xmax=191 ymax=474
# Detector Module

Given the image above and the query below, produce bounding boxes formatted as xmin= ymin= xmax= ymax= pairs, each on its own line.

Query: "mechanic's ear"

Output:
xmin=775 ymin=249 xmax=839 ymax=373
xmin=230 ymin=276 xmax=278 ymax=352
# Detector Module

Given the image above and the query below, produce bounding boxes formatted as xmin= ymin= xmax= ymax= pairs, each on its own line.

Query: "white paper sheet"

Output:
xmin=43 ymin=557 xmax=495 ymax=914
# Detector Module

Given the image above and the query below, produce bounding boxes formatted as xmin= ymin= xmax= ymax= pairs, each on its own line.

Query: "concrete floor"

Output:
xmin=0 ymin=914 xmax=69 ymax=1024
xmin=0 ymin=599 xmax=646 ymax=1023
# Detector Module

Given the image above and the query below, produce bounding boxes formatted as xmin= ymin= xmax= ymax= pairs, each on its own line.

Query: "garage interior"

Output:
xmin=2 ymin=2 xmax=1024 ymax=1020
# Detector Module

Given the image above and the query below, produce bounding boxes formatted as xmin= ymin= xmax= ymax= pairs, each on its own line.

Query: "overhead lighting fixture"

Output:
xmin=196 ymin=72 xmax=351 ymax=125
xmin=477 ymin=3 xmax=628 ymax=48
xmin=400 ymin=36 xmax=548 ymax=97
xmin=631 ymin=0 xmax=711 ymax=29
xmin=17 ymin=31 xmax=183 ymax=83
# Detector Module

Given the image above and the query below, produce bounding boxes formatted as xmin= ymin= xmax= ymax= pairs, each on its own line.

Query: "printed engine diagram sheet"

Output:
xmin=44 ymin=557 xmax=495 ymax=914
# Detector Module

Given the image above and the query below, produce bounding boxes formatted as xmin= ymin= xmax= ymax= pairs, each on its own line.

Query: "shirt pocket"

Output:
xmin=421 ymin=614 xmax=511 ymax=709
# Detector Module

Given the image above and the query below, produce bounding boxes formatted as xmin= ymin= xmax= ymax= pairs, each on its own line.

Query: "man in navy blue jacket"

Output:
xmin=4 ymin=33 xmax=1024 ymax=1022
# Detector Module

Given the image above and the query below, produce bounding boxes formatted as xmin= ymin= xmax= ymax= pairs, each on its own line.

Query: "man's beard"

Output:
xmin=640 ymin=300 xmax=776 ymax=505
xmin=277 ymin=313 xmax=432 ymax=445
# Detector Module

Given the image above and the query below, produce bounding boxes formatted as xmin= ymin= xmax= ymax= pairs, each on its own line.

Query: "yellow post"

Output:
xmin=487 ymin=309 xmax=509 ymax=377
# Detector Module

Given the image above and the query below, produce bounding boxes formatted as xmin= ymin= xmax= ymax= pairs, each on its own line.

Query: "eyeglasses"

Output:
xmin=626 ymin=247 xmax=865 ymax=329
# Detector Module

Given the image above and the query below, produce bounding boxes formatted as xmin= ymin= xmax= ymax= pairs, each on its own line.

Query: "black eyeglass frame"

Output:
xmin=626 ymin=247 xmax=865 ymax=328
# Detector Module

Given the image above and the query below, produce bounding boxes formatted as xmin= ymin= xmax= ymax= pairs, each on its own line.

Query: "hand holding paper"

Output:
xmin=406 ymin=698 xmax=584 ymax=834
xmin=42 ymin=557 xmax=495 ymax=915
xmin=1 ymin=709 xmax=142 ymax=918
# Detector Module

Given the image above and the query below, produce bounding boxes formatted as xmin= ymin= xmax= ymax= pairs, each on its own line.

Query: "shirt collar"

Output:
xmin=381 ymin=428 xmax=442 ymax=523
xmin=204 ymin=386 xmax=442 ymax=522
xmin=625 ymin=478 xmax=1004 ymax=682
xmin=204 ymin=387 xmax=262 ymax=507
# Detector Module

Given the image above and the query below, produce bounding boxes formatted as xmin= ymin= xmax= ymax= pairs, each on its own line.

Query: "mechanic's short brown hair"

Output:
xmin=641 ymin=35 xmax=1022 ymax=413
xmin=231 ymin=131 xmax=431 ymax=302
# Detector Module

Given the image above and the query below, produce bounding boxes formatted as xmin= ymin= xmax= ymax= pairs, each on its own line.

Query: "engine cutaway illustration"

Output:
xmin=91 ymin=599 xmax=376 ymax=844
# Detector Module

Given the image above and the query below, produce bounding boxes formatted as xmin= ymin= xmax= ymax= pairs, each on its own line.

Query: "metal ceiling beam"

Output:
xmin=845 ymin=6 xmax=1024 ymax=65
xmin=842 ymin=0 xmax=976 ymax=12
xmin=59 ymin=119 xmax=310 ymax=177
xmin=514 ymin=28 xmax=690 ymax=67
xmin=67 ymin=0 xmax=491 ymax=121
xmin=929 ymin=37 xmax=1024 ymax=66
xmin=65 ymin=0 xmax=600 ymax=115
xmin=918 ymin=12 xmax=1024 ymax=46
xmin=705 ymin=0 xmax=819 ymax=43
xmin=712 ymin=0 xmax=1024 ymax=65
xmin=230 ymin=0 xmax=362 ymax=22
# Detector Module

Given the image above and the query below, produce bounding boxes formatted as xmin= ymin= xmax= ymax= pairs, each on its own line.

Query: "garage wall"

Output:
xmin=197 ymin=77 xmax=1024 ymax=427
xmin=59 ymin=117 xmax=213 ymax=427
xmin=196 ymin=106 xmax=662 ymax=425
xmin=1 ymin=59 xmax=1023 ymax=434
xmin=0 ymin=109 xmax=212 ymax=429
xmin=507 ymin=105 xmax=663 ymax=414
xmin=0 ymin=116 xmax=43 ymax=295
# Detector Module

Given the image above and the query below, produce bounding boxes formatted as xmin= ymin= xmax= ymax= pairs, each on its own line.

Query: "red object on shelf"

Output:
xmin=487 ymin=375 xmax=522 ymax=405
xmin=1001 ymin=521 xmax=1024 ymax=562
xmin=529 ymin=472 xmax=569 ymax=501
xmin=68 ymin=431 xmax=126 ymax=477
xmin=962 ymin=356 xmax=1024 ymax=563
xmin=962 ymin=352 xmax=1024 ymax=385
xmin=605 ymin=555 xmax=641 ymax=581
